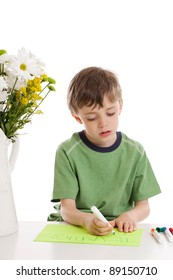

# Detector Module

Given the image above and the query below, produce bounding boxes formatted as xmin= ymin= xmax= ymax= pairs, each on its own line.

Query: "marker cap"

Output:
xmin=156 ymin=227 xmax=166 ymax=232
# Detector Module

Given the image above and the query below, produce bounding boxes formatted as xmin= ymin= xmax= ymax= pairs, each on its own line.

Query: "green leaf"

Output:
xmin=0 ymin=49 xmax=7 ymax=56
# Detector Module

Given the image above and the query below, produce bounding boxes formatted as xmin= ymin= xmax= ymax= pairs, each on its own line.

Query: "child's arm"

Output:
xmin=60 ymin=198 xmax=114 ymax=236
xmin=112 ymin=199 xmax=150 ymax=232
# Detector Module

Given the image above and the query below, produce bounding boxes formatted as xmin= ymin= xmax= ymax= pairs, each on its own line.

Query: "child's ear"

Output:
xmin=72 ymin=113 xmax=83 ymax=124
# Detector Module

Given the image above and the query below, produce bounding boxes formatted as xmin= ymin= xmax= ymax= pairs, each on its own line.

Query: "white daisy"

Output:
xmin=7 ymin=47 xmax=45 ymax=82
xmin=5 ymin=74 xmax=26 ymax=91
xmin=0 ymin=76 xmax=7 ymax=91
xmin=0 ymin=90 xmax=8 ymax=102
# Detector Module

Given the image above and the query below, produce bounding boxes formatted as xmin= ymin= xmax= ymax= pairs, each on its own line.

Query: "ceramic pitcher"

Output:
xmin=0 ymin=128 xmax=19 ymax=237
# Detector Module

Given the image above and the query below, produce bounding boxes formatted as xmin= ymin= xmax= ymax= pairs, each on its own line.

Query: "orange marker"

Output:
xmin=151 ymin=228 xmax=164 ymax=244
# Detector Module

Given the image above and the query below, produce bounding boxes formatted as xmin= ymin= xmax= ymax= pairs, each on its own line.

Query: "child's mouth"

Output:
xmin=100 ymin=130 xmax=111 ymax=137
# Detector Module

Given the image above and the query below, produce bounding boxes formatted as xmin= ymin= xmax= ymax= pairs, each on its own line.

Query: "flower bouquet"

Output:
xmin=0 ymin=48 xmax=56 ymax=237
xmin=0 ymin=48 xmax=56 ymax=142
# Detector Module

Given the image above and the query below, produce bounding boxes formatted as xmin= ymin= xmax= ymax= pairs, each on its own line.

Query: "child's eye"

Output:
xmin=107 ymin=112 xmax=115 ymax=116
xmin=87 ymin=118 xmax=96 ymax=121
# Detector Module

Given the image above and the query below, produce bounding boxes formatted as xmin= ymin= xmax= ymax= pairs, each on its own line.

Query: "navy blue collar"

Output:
xmin=79 ymin=130 xmax=122 ymax=153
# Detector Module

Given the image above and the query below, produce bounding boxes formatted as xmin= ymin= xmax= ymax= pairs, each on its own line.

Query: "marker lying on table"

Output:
xmin=151 ymin=228 xmax=164 ymax=244
xmin=91 ymin=206 xmax=115 ymax=234
xmin=156 ymin=227 xmax=173 ymax=242
xmin=164 ymin=228 xmax=173 ymax=242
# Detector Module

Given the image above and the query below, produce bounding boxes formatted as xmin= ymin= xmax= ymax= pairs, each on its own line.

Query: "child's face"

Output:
xmin=72 ymin=95 xmax=123 ymax=147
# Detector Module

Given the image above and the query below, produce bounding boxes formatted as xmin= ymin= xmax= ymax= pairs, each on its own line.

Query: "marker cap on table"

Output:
xmin=91 ymin=206 xmax=115 ymax=234
xmin=156 ymin=227 xmax=166 ymax=233
xmin=151 ymin=228 xmax=164 ymax=244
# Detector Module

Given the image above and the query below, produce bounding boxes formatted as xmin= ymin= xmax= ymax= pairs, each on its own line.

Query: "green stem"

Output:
xmin=10 ymin=77 xmax=18 ymax=95
xmin=20 ymin=82 xmax=51 ymax=123
xmin=3 ymin=77 xmax=18 ymax=112
xmin=26 ymin=89 xmax=51 ymax=119
xmin=37 ymin=82 xmax=50 ymax=96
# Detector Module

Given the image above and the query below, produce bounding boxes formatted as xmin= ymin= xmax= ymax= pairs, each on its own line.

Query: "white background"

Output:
xmin=1 ymin=0 xmax=173 ymax=224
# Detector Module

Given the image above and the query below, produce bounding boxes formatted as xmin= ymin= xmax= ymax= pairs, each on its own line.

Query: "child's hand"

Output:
xmin=114 ymin=212 xmax=137 ymax=232
xmin=84 ymin=215 xmax=114 ymax=236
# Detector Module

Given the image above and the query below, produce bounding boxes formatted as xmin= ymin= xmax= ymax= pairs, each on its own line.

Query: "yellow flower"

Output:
xmin=15 ymin=91 xmax=21 ymax=99
xmin=20 ymin=87 xmax=27 ymax=95
xmin=27 ymin=77 xmax=42 ymax=92
xmin=30 ymin=86 xmax=38 ymax=92
xmin=20 ymin=97 xmax=29 ymax=105
xmin=0 ymin=48 xmax=56 ymax=141
xmin=42 ymin=74 xmax=47 ymax=79
xmin=31 ymin=93 xmax=42 ymax=100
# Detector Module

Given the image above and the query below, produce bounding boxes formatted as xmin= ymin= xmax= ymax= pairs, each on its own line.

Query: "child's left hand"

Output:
xmin=110 ymin=213 xmax=137 ymax=232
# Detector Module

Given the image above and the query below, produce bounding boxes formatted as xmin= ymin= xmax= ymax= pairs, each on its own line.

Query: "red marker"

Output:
xmin=164 ymin=228 xmax=173 ymax=242
xmin=169 ymin=228 xmax=173 ymax=235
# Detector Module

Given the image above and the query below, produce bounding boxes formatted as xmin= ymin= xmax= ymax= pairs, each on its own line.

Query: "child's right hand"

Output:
xmin=60 ymin=199 xmax=114 ymax=236
xmin=84 ymin=215 xmax=114 ymax=236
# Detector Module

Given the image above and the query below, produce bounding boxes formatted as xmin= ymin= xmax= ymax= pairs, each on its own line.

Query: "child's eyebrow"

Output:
xmin=84 ymin=112 xmax=97 ymax=116
xmin=84 ymin=106 xmax=116 ymax=115
xmin=106 ymin=106 xmax=116 ymax=110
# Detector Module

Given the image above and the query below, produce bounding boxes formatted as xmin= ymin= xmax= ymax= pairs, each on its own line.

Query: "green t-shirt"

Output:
xmin=51 ymin=131 xmax=161 ymax=220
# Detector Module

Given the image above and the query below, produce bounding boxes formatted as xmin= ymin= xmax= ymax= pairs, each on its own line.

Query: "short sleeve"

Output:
xmin=132 ymin=151 xmax=161 ymax=201
xmin=51 ymin=145 xmax=79 ymax=202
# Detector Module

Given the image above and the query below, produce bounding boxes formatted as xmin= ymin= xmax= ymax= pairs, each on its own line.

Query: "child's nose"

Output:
xmin=98 ymin=117 xmax=108 ymax=128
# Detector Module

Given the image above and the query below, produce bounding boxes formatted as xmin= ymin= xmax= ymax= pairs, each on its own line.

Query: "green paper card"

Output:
xmin=34 ymin=224 xmax=143 ymax=247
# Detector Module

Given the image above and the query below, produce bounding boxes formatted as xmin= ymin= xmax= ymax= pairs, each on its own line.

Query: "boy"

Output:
xmin=50 ymin=67 xmax=161 ymax=235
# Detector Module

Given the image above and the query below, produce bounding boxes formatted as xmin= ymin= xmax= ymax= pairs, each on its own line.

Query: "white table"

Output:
xmin=0 ymin=221 xmax=172 ymax=260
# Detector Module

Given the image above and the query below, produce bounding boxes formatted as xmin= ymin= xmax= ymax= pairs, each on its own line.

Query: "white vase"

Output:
xmin=0 ymin=128 xmax=19 ymax=237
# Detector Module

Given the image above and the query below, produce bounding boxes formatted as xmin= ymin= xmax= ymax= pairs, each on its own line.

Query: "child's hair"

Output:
xmin=67 ymin=66 xmax=122 ymax=113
